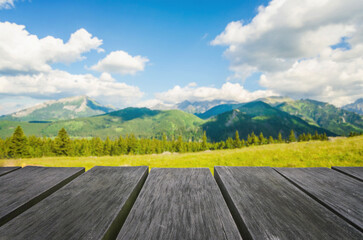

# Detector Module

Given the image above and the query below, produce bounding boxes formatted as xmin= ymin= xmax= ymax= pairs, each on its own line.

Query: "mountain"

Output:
xmin=196 ymin=96 xmax=293 ymax=119
xmin=0 ymin=108 xmax=205 ymax=139
xmin=257 ymin=96 xmax=295 ymax=106
xmin=342 ymin=98 xmax=363 ymax=115
xmin=276 ymin=99 xmax=363 ymax=136
xmin=196 ymin=103 xmax=244 ymax=119
xmin=176 ymin=100 xmax=238 ymax=114
xmin=203 ymin=101 xmax=335 ymax=142
xmin=0 ymin=96 xmax=115 ymax=122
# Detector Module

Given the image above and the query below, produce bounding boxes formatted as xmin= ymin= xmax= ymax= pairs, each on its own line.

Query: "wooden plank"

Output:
xmin=332 ymin=166 xmax=363 ymax=182
xmin=0 ymin=166 xmax=148 ymax=240
xmin=275 ymin=167 xmax=363 ymax=231
xmin=215 ymin=166 xmax=362 ymax=240
xmin=0 ymin=167 xmax=20 ymax=177
xmin=117 ymin=168 xmax=241 ymax=240
xmin=0 ymin=166 xmax=84 ymax=226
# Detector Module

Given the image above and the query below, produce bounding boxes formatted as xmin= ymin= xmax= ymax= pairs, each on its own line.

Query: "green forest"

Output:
xmin=0 ymin=126 xmax=332 ymax=159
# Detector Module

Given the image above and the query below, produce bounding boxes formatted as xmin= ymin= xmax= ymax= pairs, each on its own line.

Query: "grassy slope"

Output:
xmin=1 ymin=136 xmax=362 ymax=174
xmin=277 ymin=99 xmax=363 ymax=135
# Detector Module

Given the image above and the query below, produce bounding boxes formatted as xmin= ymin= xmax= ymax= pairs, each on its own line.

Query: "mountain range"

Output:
xmin=0 ymin=96 xmax=115 ymax=122
xmin=342 ymin=98 xmax=363 ymax=115
xmin=0 ymin=95 xmax=362 ymax=141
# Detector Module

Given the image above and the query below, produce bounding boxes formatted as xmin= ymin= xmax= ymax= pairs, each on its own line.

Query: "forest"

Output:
xmin=0 ymin=126 xmax=330 ymax=159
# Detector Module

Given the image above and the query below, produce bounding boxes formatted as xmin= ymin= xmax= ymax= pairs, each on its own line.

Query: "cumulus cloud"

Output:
xmin=138 ymin=82 xmax=276 ymax=107
xmin=0 ymin=70 xmax=144 ymax=106
xmin=0 ymin=0 xmax=15 ymax=9
xmin=0 ymin=21 xmax=103 ymax=73
xmin=212 ymin=0 xmax=363 ymax=106
xmin=91 ymin=50 xmax=149 ymax=75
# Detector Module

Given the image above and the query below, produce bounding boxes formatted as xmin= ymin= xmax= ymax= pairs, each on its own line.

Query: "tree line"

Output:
xmin=0 ymin=126 xmax=329 ymax=159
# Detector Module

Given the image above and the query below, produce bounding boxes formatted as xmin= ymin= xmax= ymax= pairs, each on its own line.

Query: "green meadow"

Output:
xmin=1 ymin=136 xmax=362 ymax=174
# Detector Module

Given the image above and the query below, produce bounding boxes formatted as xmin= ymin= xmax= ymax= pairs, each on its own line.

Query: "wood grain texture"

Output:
xmin=117 ymin=168 xmax=241 ymax=240
xmin=0 ymin=167 xmax=20 ymax=177
xmin=215 ymin=166 xmax=363 ymax=240
xmin=0 ymin=166 xmax=148 ymax=240
xmin=332 ymin=166 xmax=363 ymax=182
xmin=0 ymin=166 xmax=84 ymax=226
xmin=275 ymin=167 xmax=363 ymax=231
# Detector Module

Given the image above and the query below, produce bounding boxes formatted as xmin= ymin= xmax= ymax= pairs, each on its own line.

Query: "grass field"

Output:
xmin=1 ymin=136 xmax=362 ymax=174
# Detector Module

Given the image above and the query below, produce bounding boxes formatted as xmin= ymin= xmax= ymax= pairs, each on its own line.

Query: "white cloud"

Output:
xmin=0 ymin=70 xmax=144 ymax=107
xmin=91 ymin=50 xmax=149 ymax=75
xmin=139 ymin=82 xmax=275 ymax=107
xmin=0 ymin=21 xmax=103 ymax=73
xmin=0 ymin=0 xmax=15 ymax=9
xmin=212 ymin=0 xmax=363 ymax=106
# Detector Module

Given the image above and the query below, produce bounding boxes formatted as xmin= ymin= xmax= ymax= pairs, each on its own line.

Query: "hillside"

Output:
xmin=277 ymin=99 xmax=363 ymax=135
xmin=196 ymin=103 xmax=244 ymax=119
xmin=0 ymin=96 xmax=115 ymax=122
xmin=0 ymin=108 xmax=205 ymax=140
xmin=196 ymin=96 xmax=292 ymax=119
xmin=203 ymin=101 xmax=334 ymax=142
xmin=343 ymin=98 xmax=363 ymax=115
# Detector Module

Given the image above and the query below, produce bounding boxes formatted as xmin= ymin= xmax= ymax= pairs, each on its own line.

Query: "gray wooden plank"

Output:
xmin=332 ymin=166 xmax=363 ymax=182
xmin=275 ymin=167 xmax=363 ymax=231
xmin=117 ymin=168 xmax=241 ymax=240
xmin=0 ymin=166 xmax=148 ymax=240
xmin=0 ymin=167 xmax=20 ymax=177
xmin=215 ymin=166 xmax=362 ymax=240
xmin=0 ymin=166 xmax=84 ymax=226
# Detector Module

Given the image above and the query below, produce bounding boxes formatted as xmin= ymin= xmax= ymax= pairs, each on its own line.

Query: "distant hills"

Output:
xmin=342 ymin=98 xmax=363 ymax=115
xmin=0 ymin=95 xmax=362 ymax=140
xmin=0 ymin=96 xmax=115 ymax=122
xmin=277 ymin=99 xmax=363 ymax=136
xmin=203 ymin=101 xmax=334 ymax=141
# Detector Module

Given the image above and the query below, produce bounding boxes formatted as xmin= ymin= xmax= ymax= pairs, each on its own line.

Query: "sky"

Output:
xmin=0 ymin=0 xmax=362 ymax=115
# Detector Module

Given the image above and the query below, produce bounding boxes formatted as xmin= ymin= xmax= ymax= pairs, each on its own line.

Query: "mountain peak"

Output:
xmin=343 ymin=98 xmax=363 ymax=115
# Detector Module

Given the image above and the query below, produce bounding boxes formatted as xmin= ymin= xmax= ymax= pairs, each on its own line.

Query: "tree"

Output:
xmin=103 ymin=137 xmax=112 ymax=155
xmin=8 ymin=126 xmax=29 ymax=158
xmin=259 ymin=132 xmax=265 ymax=145
xmin=268 ymin=136 xmax=274 ymax=144
xmin=289 ymin=130 xmax=296 ymax=142
xmin=277 ymin=132 xmax=283 ymax=143
xmin=54 ymin=128 xmax=71 ymax=156
xmin=201 ymin=131 xmax=208 ymax=150
xmin=234 ymin=130 xmax=242 ymax=148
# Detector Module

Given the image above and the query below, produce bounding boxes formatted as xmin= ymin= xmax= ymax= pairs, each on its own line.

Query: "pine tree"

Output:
xmin=8 ymin=126 xmax=29 ymax=158
xmin=54 ymin=128 xmax=71 ymax=156
xmin=103 ymin=137 xmax=112 ymax=155
xmin=259 ymin=132 xmax=265 ymax=145
xmin=234 ymin=130 xmax=242 ymax=148
xmin=201 ymin=131 xmax=208 ymax=150
xmin=268 ymin=136 xmax=274 ymax=144
xmin=289 ymin=130 xmax=296 ymax=142
xmin=278 ymin=132 xmax=283 ymax=143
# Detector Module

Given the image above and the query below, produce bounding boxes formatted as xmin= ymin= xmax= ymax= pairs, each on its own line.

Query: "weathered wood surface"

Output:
xmin=117 ymin=168 xmax=241 ymax=240
xmin=215 ymin=166 xmax=362 ymax=240
xmin=0 ymin=166 xmax=148 ymax=240
xmin=0 ymin=167 xmax=20 ymax=177
xmin=0 ymin=166 xmax=84 ymax=226
xmin=275 ymin=167 xmax=363 ymax=231
xmin=332 ymin=166 xmax=363 ymax=181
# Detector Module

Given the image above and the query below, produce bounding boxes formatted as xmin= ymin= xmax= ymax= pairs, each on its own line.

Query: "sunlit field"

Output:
xmin=1 ymin=136 xmax=362 ymax=174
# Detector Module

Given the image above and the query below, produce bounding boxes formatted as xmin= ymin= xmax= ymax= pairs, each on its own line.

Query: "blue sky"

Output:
xmin=0 ymin=0 xmax=362 ymax=114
